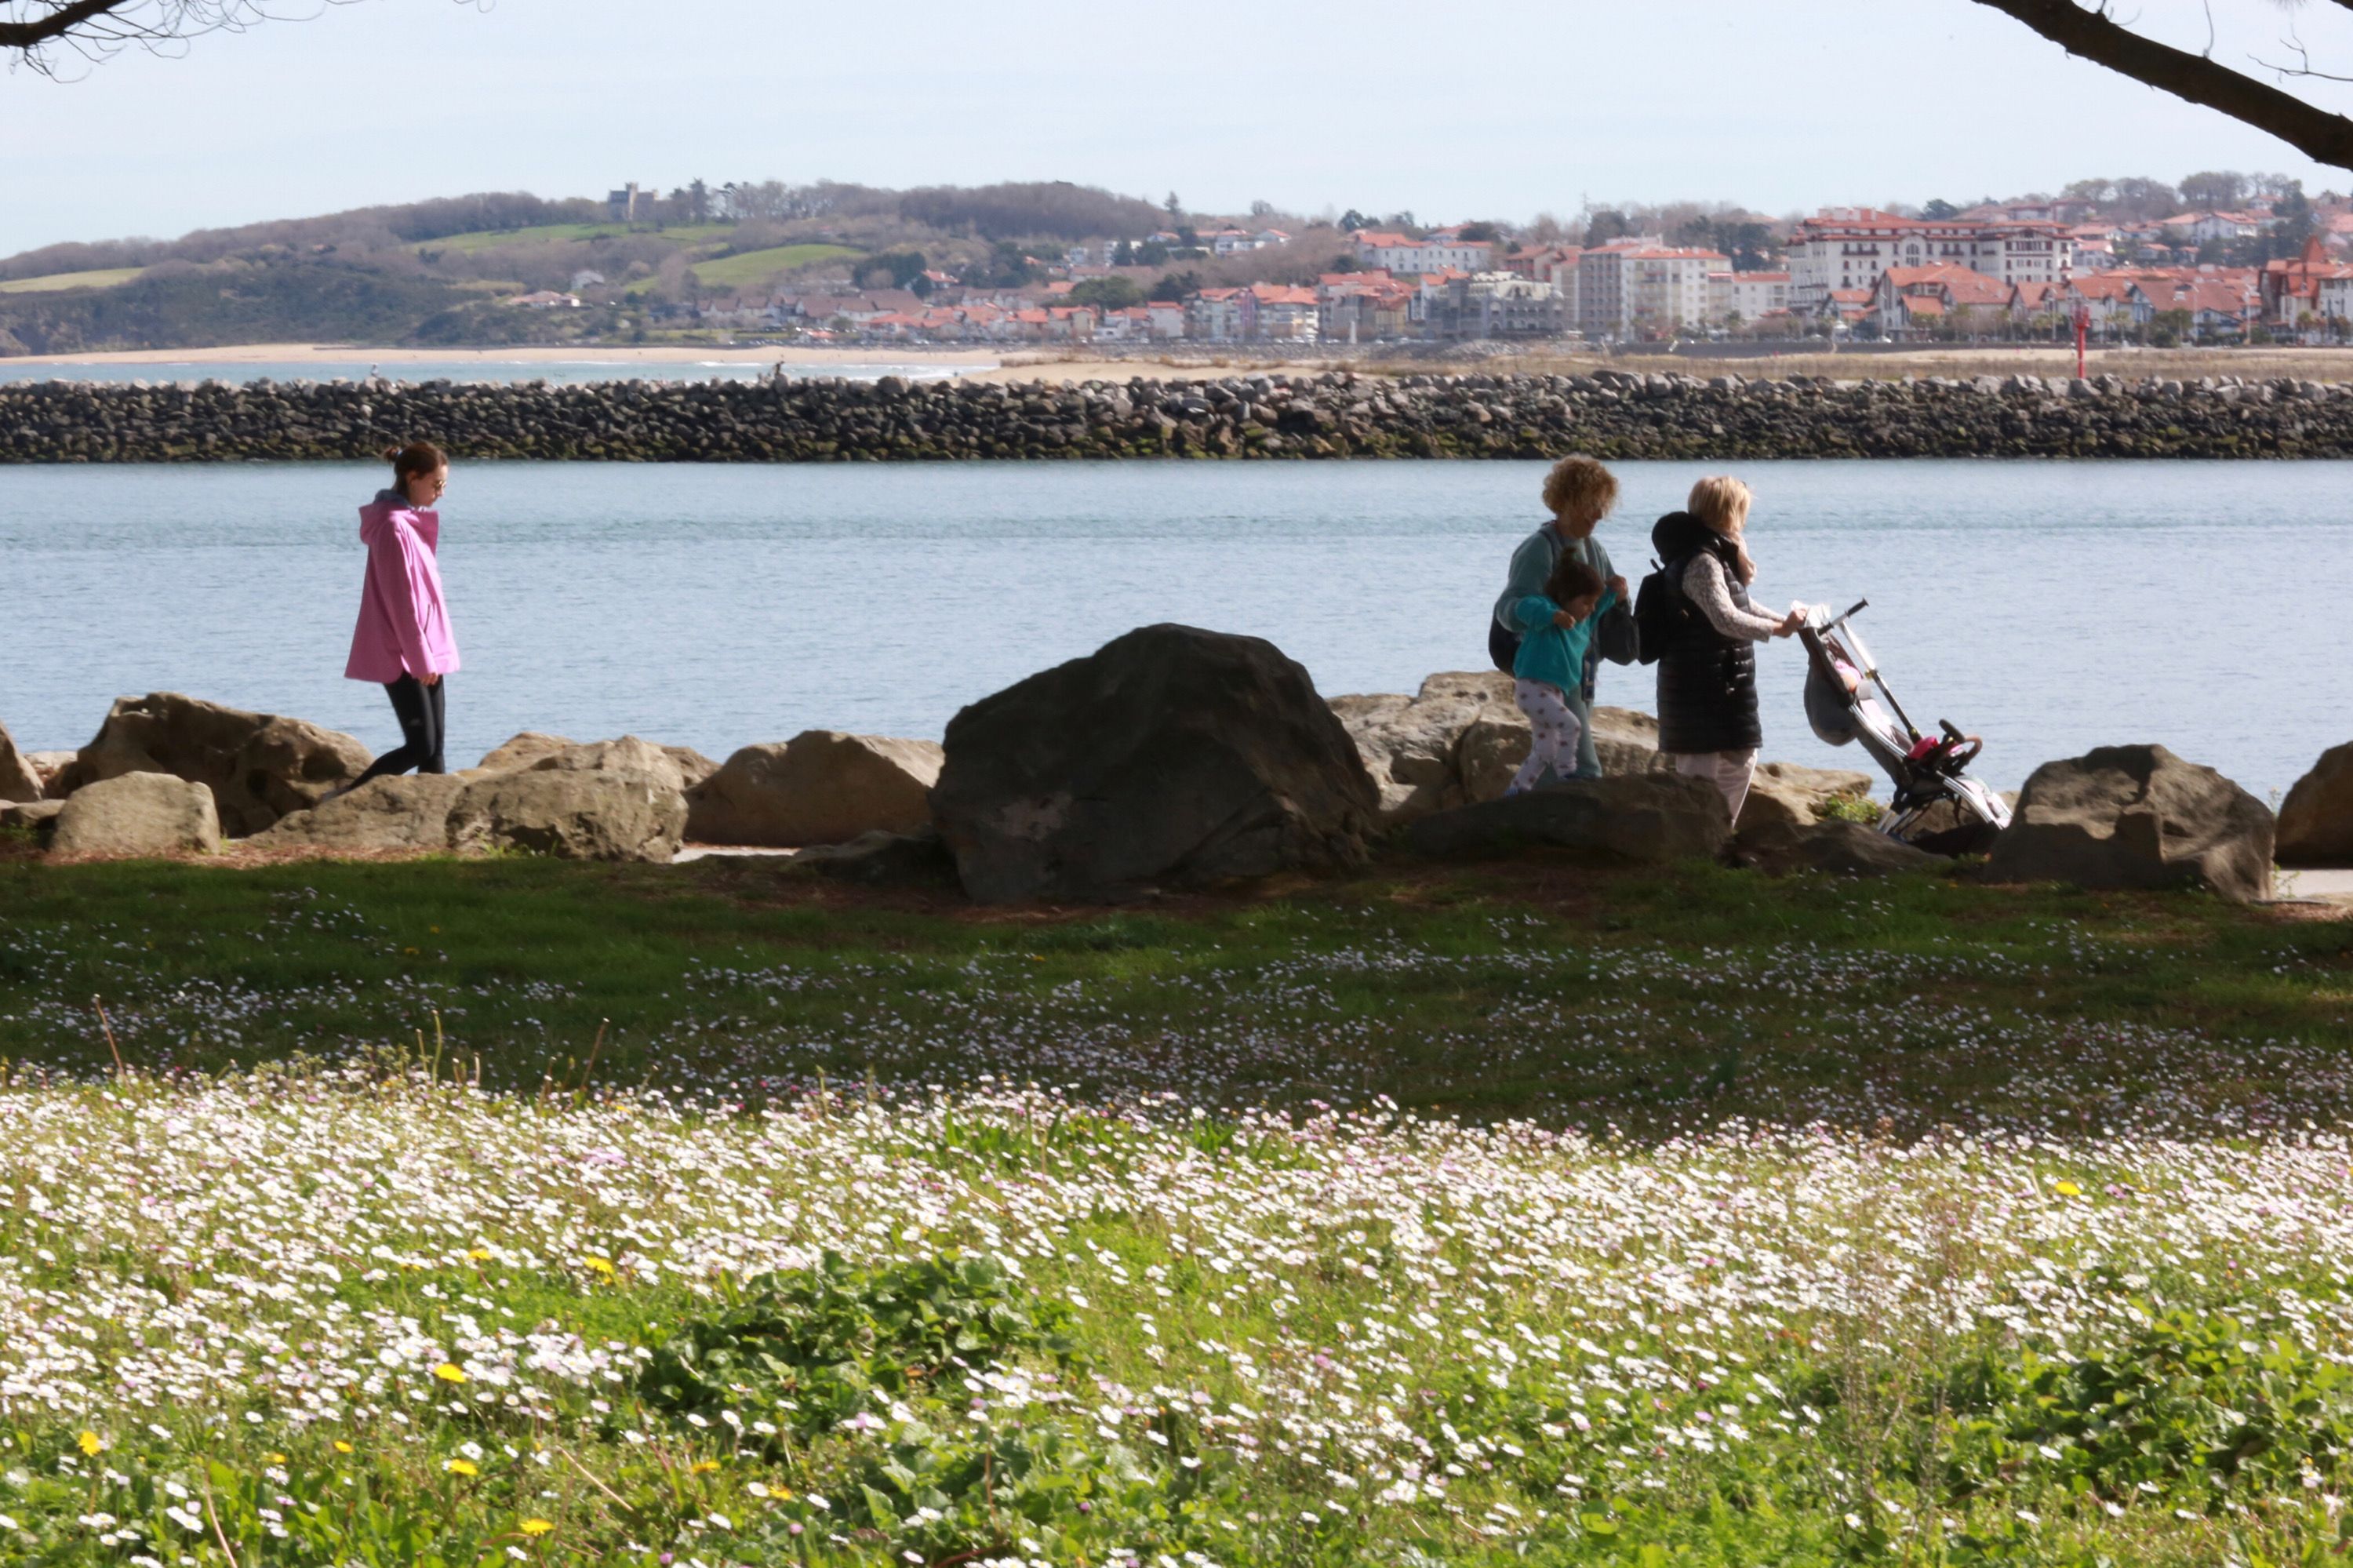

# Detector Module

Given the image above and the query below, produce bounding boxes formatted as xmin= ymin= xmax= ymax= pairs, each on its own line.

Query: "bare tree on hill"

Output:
xmin=2 ymin=0 xmax=475 ymax=76
xmin=1967 ymin=0 xmax=2353 ymax=174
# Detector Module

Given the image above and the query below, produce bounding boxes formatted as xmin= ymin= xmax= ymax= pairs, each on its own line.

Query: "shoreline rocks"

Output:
xmin=933 ymin=623 xmax=1380 ymax=903
xmin=2278 ymin=743 xmax=2353 ymax=866
xmin=686 ymin=732 xmax=943 ymax=848
xmin=56 ymin=692 xmax=368 ymax=837
xmin=6 ymin=369 xmax=2352 ymax=464
xmin=0 ymin=720 xmax=40 ymax=803
xmin=1984 ymin=744 xmax=2273 ymax=904
xmin=52 ymin=772 xmax=222 ymax=859
xmin=447 ymin=768 xmax=686 ymax=863
xmin=1404 ymin=775 xmax=1733 ymax=864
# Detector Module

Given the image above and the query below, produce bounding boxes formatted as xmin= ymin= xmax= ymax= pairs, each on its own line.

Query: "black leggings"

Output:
xmin=353 ymin=674 xmax=446 ymax=786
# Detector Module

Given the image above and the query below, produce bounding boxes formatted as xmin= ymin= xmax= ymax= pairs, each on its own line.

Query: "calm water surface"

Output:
xmin=3 ymin=460 xmax=2347 ymax=799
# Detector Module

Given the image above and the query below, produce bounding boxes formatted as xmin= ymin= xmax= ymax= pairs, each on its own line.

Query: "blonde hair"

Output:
xmin=1686 ymin=475 xmax=1753 ymax=536
xmin=1541 ymin=454 xmax=1620 ymax=523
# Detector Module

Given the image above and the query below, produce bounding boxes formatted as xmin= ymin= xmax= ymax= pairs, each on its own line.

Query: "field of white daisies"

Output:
xmin=2 ymin=854 xmax=2351 ymax=1567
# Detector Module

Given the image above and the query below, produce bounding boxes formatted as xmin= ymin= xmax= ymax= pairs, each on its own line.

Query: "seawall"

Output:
xmin=6 ymin=369 xmax=2353 ymax=462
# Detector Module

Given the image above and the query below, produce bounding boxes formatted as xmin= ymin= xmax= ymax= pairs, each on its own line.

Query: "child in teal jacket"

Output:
xmin=1507 ymin=555 xmax=1617 ymax=795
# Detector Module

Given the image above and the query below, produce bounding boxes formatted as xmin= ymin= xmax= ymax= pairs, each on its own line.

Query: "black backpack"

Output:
xmin=1632 ymin=555 xmax=1692 ymax=667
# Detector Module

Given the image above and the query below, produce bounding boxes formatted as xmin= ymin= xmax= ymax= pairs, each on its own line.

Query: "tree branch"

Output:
xmin=0 ymin=0 xmax=130 ymax=47
xmin=1969 ymin=0 xmax=2353 ymax=173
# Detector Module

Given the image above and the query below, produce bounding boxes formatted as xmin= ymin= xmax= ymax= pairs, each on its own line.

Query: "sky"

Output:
xmin=5 ymin=0 xmax=2353 ymax=256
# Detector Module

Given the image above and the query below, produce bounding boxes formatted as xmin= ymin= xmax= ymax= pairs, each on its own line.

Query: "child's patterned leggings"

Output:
xmin=1510 ymin=678 xmax=1584 ymax=792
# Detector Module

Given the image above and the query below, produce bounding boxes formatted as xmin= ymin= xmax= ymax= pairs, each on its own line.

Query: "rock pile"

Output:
xmin=54 ymin=693 xmax=368 ymax=836
xmin=8 ymin=369 xmax=2353 ymax=463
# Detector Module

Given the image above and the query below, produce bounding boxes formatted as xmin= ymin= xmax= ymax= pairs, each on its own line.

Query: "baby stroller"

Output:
xmin=1799 ymin=599 xmax=2012 ymax=855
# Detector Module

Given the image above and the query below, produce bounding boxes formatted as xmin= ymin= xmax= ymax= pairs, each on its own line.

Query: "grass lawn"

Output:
xmin=421 ymin=223 xmax=738 ymax=256
xmin=667 ymin=244 xmax=864 ymax=293
xmin=2 ymin=855 xmax=2350 ymax=1565
xmin=0 ymin=266 xmax=147 ymax=293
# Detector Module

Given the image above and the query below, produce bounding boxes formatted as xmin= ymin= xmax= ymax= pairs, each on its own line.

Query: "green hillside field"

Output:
xmin=0 ymin=267 xmax=147 ymax=293
xmin=671 ymin=242 xmax=865 ymax=292
xmin=420 ymin=221 xmax=736 ymax=254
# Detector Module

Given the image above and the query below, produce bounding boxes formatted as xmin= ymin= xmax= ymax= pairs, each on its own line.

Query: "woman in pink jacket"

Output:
xmin=346 ymin=442 xmax=461 ymax=786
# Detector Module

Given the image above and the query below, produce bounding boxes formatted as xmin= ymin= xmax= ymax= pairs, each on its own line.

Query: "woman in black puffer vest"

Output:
xmin=1649 ymin=476 xmax=1802 ymax=824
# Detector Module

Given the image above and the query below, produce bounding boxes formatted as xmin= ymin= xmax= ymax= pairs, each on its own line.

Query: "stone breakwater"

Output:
xmin=7 ymin=369 xmax=2353 ymax=462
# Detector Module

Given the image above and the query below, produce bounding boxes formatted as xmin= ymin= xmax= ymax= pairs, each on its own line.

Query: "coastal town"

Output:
xmin=532 ymin=185 xmax=2353 ymax=351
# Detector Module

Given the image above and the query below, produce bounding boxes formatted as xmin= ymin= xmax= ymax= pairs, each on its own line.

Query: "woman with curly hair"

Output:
xmin=1489 ymin=454 xmax=1635 ymax=781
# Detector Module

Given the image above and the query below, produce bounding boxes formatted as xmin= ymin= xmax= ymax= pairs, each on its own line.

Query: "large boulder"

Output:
xmin=1457 ymin=697 xmax=1674 ymax=803
xmin=1403 ymin=774 xmax=1732 ymax=864
xmin=686 ymin=732 xmax=944 ymax=846
xmin=53 ymin=693 xmax=369 ymax=836
xmin=0 ymin=720 xmax=41 ymax=803
xmin=246 ymin=774 xmax=468 ymax=855
xmin=1329 ymin=685 xmax=1493 ymax=824
xmin=51 ymin=772 xmax=223 ymax=859
xmin=446 ymin=768 xmax=686 ymax=862
xmin=932 ymin=624 xmax=1380 ymax=903
xmin=1336 ymin=670 xmax=1671 ymax=825
xmin=1984 ymin=744 xmax=2274 ymax=903
xmin=529 ymin=735 xmax=695 ymax=795
xmin=478 ymin=731 xmax=575 ymax=773
xmin=1736 ymin=760 xmax=1878 ymax=836
xmin=2278 ymin=743 xmax=2353 ymax=865
xmin=479 ymin=733 xmax=718 ymax=792
xmin=1743 ymin=818 xmax=1946 ymax=879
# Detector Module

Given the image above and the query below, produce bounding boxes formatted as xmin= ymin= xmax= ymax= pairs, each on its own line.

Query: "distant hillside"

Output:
xmin=0 ymin=180 xmax=1194 ymax=354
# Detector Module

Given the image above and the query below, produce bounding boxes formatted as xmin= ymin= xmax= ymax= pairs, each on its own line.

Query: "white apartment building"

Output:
xmin=1352 ymin=231 xmax=1498 ymax=275
xmin=1706 ymin=271 xmax=1791 ymax=323
xmin=1785 ymin=208 xmax=2073 ymax=311
xmin=1578 ymin=239 xmax=1728 ymax=338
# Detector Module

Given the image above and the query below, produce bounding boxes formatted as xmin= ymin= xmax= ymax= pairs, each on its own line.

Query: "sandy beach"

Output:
xmin=0 ymin=340 xmax=1343 ymax=385
xmin=9 ymin=342 xmax=1002 ymax=369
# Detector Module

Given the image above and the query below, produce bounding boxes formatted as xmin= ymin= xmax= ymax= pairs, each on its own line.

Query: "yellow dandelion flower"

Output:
xmin=76 ymin=1431 xmax=101 ymax=1457
xmin=467 ymin=1247 xmax=492 ymax=1262
xmin=2054 ymin=1180 xmax=2083 ymax=1198
xmin=583 ymin=1255 xmax=617 ymax=1278
xmin=333 ymin=1441 xmax=354 ymax=1454
xmin=691 ymin=1459 xmax=720 ymax=1474
xmin=520 ymin=1518 xmax=555 ymax=1537
xmin=265 ymin=1452 xmax=286 ymax=1464
xmin=433 ymin=1362 xmax=468 ymax=1384
xmin=444 ymin=1457 xmax=478 ymax=1476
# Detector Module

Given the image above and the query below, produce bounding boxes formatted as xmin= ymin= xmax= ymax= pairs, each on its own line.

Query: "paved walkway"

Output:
xmin=675 ymin=845 xmax=796 ymax=863
xmin=2279 ymin=867 xmax=2353 ymax=904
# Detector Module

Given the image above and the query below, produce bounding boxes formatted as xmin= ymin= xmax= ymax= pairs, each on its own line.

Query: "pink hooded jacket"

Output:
xmin=345 ymin=489 xmax=461 ymax=683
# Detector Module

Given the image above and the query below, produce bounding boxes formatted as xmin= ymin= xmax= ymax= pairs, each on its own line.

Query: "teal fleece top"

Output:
xmin=1511 ymin=588 xmax=1619 ymax=693
xmin=1493 ymin=526 xmax=1635 ymax=698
